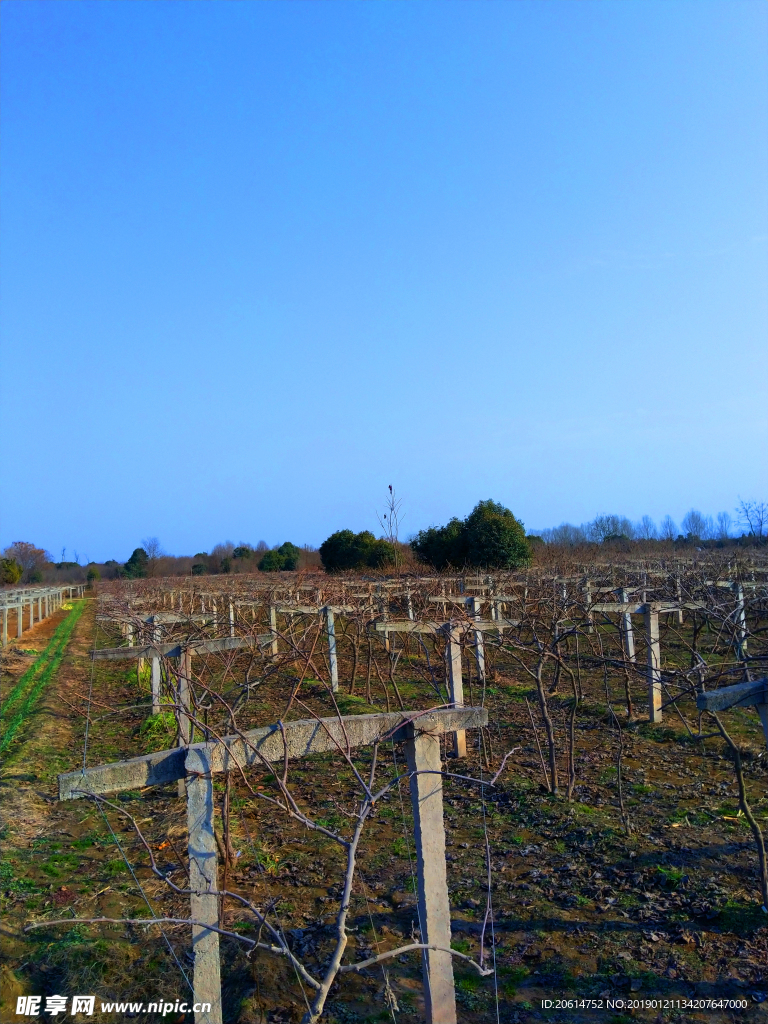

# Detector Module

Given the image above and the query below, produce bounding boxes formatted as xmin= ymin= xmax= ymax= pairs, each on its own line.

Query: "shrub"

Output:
xmin=86 ymin=567 xmax=100 ymax=583
xmin=0 ymin=558 xmax=23 ymax=584
xmin=411 ymin=500 xmax=530 ymax=570
xmin=122 ymin=548 xmax=148 ymax=579
xmin=258 ymin=542 xmax=301 ymax=572
xmin=319 ymin=531 xmax=395 ymax=573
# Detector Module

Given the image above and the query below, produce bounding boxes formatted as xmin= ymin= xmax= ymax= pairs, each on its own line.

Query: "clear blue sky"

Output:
xmin=1 ymin=1 xmax=766 ymax=561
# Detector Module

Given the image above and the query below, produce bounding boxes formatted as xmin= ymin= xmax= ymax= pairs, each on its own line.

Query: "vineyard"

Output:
xmin=1 ymin=556 xmax=767 ymax=1024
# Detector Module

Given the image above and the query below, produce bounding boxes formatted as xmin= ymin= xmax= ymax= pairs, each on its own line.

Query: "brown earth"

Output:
xmin=1 ymin=601 xmax=767 ymax=1024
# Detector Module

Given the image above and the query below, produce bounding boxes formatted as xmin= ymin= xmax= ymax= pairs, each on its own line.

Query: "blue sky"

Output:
xmin=1 ymin=1 xmax=766 ymax=561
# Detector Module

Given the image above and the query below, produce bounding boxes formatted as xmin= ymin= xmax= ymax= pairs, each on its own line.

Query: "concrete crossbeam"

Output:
xmin=59 ymin=708 xmax=488 ymax=800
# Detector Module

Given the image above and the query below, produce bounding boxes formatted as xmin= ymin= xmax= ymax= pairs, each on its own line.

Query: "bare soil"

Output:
xmin=1 ymin=601 xmax=767 ymax=1024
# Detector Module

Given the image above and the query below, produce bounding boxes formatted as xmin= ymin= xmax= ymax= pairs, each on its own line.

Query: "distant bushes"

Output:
xmin=122 ymin=548 xmax=149 ymax=579
xmin=258 ymin=542 xmax=301 ymax=572
xmin=0 ymin=558 xmax=23 ymax=584
xmin=411 ymin=500 xmax=530 ymax=570
xmin=319 ymin=530 xmax=396 ymax=573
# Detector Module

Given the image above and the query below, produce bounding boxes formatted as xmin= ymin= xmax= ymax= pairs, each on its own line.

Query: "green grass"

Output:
xmin=0 ymin=601 xmax=86 ymax=755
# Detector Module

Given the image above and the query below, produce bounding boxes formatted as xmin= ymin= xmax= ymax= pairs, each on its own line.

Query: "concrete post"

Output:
xmin=177 ymin=649 xmax=193 ymax=797
xmin=2 ymin=607 xmax=7 ymax=647
xmin=179 ymin=650 xmax=192 ymax=745
xmin=378 ymin=586 xmax=390 ymax=653
xmin=185 ymin=745 xmax=223 ymax=1024
xmin=405 ymin=726 xmax=457 ymax=1024
xmin=228 ymin=600 xmax=235 ymax=639
xmin=645 ymin=605 xmax=662 ymax=723
xmin=269 ymin=605 xmax=279 ymax=656
xmin=675 ymin=577 xmax=684 ymax=625
xmin=325 ymin=607 xmax=339 ymax=692
xmin=149 ymin=618 xmax=161 ymax=715
xmin=17 ymin=602 xmax=23 ymax=637
xmin=733 ymin=583 xmax=748 ymax=660
xmin=444 ymin=626 xmax=466 ymax=757
xmin=29 ymin=598 xmax=34 ymax=630
xmin=584 ymin=580 xmax=594 ymax=634
xmin=468 ymin=597 xmax=485 ymax=685
xmin=406 ymin=591 xmax=414 ymax=621
xmin=618 ymin=589 xmax=635 ymax=664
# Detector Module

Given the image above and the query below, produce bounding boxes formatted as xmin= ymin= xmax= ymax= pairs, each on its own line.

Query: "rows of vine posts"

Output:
xmin=8 ymin=554 xmax=768 ymax=1024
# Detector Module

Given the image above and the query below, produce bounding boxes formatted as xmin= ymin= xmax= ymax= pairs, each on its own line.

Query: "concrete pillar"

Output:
xmin=269 ymin=605 xmax=278 ymax=657
xmin=733 ymin=583 xmax=748 ymax=660
xmin=645 ymin=605 xmax=662 ymax=723
xmin=675 ymin=577 xmax=684 ymax=625
xmin=444 ymin=626 xmax=466 ymax=757
xmin=405 ymin=726 xmax=457 ymax=1024
xmin=29 ymin=598 xmax=34 ymax=630
xmin=325 ymin=607 xmax=339 ymax=693
xmin=149 ymin=618 xmax=161 ymax=715
xmin=228 ymin=600 xmax=235 ymax=639
xmin=378 ymin=586 xmax=390 ymax=653
xmin=17 ymin=602 xmax=23 ymax=637
xmin=185 ymin=745 xmax=223 ymax=1024
xmin=406 ymin=591 xmax=414 ymax=621
xmin=178 ymin=650 xmax=192 ymax=745
xmin=584 ymin=581 xmax=594 ymax=633
xmin=2 ymin=607 xmax=7 ymax=647
xmin=618 ymin=588 xmax=635 ymax=664
xmin=467 ymin=597 xmax=485 ymax=685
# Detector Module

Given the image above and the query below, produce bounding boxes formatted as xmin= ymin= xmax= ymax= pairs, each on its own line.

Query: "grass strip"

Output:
xmin=0 ymin=601 xmax=86 ymax=755
xmin=1 ymin=609 xmax=81 ymax=718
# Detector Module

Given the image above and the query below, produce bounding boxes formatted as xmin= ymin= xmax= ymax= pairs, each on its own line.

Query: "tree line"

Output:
xmin=2 ymin=497 xmax=764 ymax=586
xmin=539 ymin=499 xmax=768 ymax=549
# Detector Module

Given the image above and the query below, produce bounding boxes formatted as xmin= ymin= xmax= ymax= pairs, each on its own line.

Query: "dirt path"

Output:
xmin=0 ymin=600 xmax=98 ymax=1018
xmin=1 ymin=599 xmax=95 ymax=842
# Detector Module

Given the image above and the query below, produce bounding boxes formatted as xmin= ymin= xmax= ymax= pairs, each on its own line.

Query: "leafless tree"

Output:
xmin=660 ymin=515 xmax=677 ymax=541
xmin=716 ymin=511 xmax=733 ymax=540
xmin=141 ymin=537 xmax=165 ymax=578
xmin=737 ymin=498 xmax=768 ymax=538
xmin=638 ymin=515 xmax=657 ymax=540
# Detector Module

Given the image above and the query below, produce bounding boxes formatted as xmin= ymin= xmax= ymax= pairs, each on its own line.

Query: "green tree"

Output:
xmin=410 ymin=518 xmax=466 ymax=571
xmin=123 ymin=548 xmax=149 ymax=579
xmin=0 ymin=558 xmax=23 ymax=584
xmin=258 ymin=542 xmax=301 ymax=572
xmin=464 ymin=499 xmax=530 ymax=568
xmin=319 ymin=531 xmax=395 ymax=572
xmin=86 ymin=566 xmax=101 ymax=583
xmin=411 ymin=500 xmax=530 ymax=570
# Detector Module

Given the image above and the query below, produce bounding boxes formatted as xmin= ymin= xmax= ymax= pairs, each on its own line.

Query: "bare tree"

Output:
xmin=2 ymin=541 xmax=51 ymax=582
xmin=141 ymin=537 xmax=165 ymax=578
xmin=377 ymin=485 xmax=404 ymax=567
xmin=716 ymin=511 xmax=733 ymax=540
xmin=737 ymin=498 xmax=768 ymax=538
xmin=638 ymin=515 xmax=657 ymax=540
xmin=681 ymin=509 xmax=712 ymax=540
xmin=660 ymin=515 xmax=677 ymax=541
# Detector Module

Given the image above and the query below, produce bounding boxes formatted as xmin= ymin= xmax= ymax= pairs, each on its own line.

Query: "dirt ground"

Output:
xmin=1 ymin=598 xmax=767 ymax=1024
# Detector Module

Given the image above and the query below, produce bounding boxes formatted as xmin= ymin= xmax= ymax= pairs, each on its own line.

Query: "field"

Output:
xmin=1 ymin=557 xmax=767 ymax=1024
